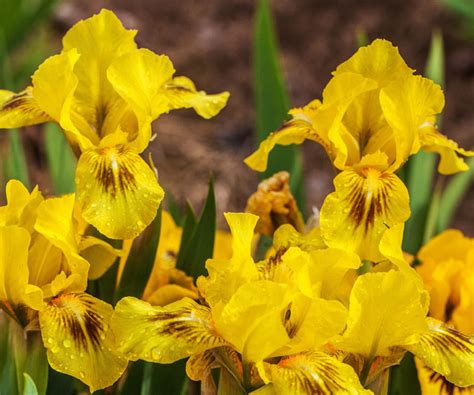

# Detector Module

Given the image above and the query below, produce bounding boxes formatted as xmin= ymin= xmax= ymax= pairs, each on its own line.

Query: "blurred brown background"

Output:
xmin=11 ymin=0 xmax=474 ymax=233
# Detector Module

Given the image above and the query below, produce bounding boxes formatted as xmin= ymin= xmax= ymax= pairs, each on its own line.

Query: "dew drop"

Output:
xmin=151 ymin=347 xmax=162 ymax=360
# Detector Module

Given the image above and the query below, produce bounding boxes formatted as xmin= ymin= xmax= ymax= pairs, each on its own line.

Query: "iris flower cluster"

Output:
xmin=0 ymin=9 xmax=473 ymax=395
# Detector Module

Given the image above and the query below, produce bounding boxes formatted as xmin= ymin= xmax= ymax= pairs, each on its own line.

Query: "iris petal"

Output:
xmin=336 ymin=271 xmax=427 ymax=358
xmin=320 ymin=168 xmax=410 ymax=262
xmin=39 ymin=293 xmax=127 ymax=392
xmin=76 ymin=133 xmax=164 ymax=239
xmin=0 ymin=88 xmax=51 ymax=128
xmin=406 ymin=318 xmax=474 ymax=388
xmin=0 ymin=225 xmax=42 ymax=311
xmin=258 ymin=352 xmax=370 ymax=395
xmin=112 ymin=297 xmax=227 ymax=363
xmin=244 ymin=118 xmax=322 ymax=172
xmin=161 ymin=76 xmax=229 ymax=119
xmin=419 ymin=127 xmax=474 ymax=175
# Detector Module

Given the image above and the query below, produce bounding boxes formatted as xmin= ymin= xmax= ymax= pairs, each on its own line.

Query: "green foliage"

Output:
xmin=45 ymin=370 xmax=74 ymax=395
xmin=253 ymin=0 xmax=305 ymax=212
xmin=388 ymin=354 xmax=422 ymax=395
xmin=437 ymin=157 xmax=474 ymax=231
xmin=141 ymin=360 xmax=188 ymax=395
xmin=6 ymin=322 xmax=49 ymax=395
xmin=114 ymin=206 xmax=162 ymax=301
xmin=0 ymin=0 xmax=58 ymax=56
xmin=121 ymin=360 xmax=188 ymax=395
xmin=424 ymin=30 xmax=445 ymax=87
xmin=176 ymin=202 xmax=198 ymax=266
xmin=120 ymin=360 xmax=146 ymax=394
xmin=0 ymin=0 xmax=58 ymax=190
xmin=23 ymin=374 xmax=39 ymax=395
xmin=166 ymin=192 xmax=183 ymax=226
xmin=44 ymin=123 xmax=77 ymax=194
xmin=2 ymin=130 xmax=30 ymax=188
xmin=356 ymin=29 xmax=369 ymax=48
xmin=402 ymin=31 xmax=444 ymax=255
xmin=440 ymin=0 xmax=474 ymax=38
xmin=0 ymin=315 xmax=17 ymax=395
xmin=176 ymin=178 xmax=216 ymax=279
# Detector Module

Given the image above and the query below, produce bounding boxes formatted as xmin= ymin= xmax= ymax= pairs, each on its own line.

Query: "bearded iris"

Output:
xmin=0 ymin=180 xmax=128 ymax=391
xmin=0 ymin=9 xmax=229 ymax=240
xmin=111 ymin=213 xmax=368 ymax=393
xmin=415 ymin=230 xmax=474 ymax=394
xmin=244 ymin=39 xmax=473 ymax=262
xmin=110 ymin=212 xmax=473 ymax=393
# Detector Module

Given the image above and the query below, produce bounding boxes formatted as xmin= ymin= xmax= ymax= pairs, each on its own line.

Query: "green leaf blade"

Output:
xmin=177 ymin=178 xmax=216 ymax=279
xmin=114 ymin=206 xmax=162 ymax=302
xmin=44 ymin=123 xmax=77 ymax=195
xmin=402 ymin=30 xmax=444 ymax=255
xmin=3 ymin=130 xmax=30 ymax=188
xmin=253 ymin=0 xmax=305 ymax=211
xmin=437 ymin=157 xmax=474 ymax=232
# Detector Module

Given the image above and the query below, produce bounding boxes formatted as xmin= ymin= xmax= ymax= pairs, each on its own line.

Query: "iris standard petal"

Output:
xmin=336 ymin=271 xmax=428 ymax=358
xmin=333 ymin=39 xmax=413 ymax=86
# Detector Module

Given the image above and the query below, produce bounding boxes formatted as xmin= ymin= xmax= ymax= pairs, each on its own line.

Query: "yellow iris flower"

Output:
xmin=415 ymin=230 xmax=474 ymax=394
xmin=111 ymin=214 xmax=473 ymax=393
xmin=0 ymin=9 xmax=229 ymax=240
xmin=245 ymin=39 xmax=473 ymax=262
xmin=112 ymin=213 xmax=370 ymax=393
xmin=0 ymin=180 xmax=126 ymax=392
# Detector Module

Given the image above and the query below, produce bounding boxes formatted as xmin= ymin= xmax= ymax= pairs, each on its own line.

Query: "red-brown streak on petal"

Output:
xmin=149 ymin=305 xmax=225 ymax=348
xmin=1 ymin=91 xmax=48 ymax=118
xmin=428 ymin=370 xmax=471 ymax=395
xmin=49 ymin=294 xmax=104 ymax=351
xmin=278 ymin=355 xmax=344 ymax=393
xmin=258 ymin=247 xmax=289 ymax=280
xmin=347 ymin=169 xmax=398 ymax=235
xmin=2 ymin=92 xmax=29 ymax=110
xmin=91 ymin=145 xmax=138 ymax=199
